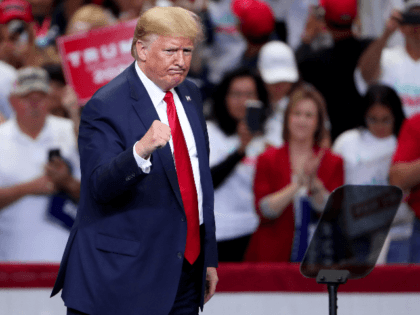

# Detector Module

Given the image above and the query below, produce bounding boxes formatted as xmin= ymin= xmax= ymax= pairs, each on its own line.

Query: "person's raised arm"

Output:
xmin=210 ymin=121 xmax=252 ymax=188
xmin=259 ymin=178 xmax=305 ymax=219
xmin=79 ymin=97 xmax=172 ymax=204
xmin=134 ymin=120 xmax=171 ymax=160
xmin=357 ymin=10 xmax=401 ymax=84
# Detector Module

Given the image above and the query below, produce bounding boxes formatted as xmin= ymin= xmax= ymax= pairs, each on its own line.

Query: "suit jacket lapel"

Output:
xmin=126 ymin=63 xmax=184 ymax=210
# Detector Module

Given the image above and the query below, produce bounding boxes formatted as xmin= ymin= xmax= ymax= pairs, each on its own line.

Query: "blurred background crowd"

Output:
xmin=1 ymin=0 xmax=420 ymax=265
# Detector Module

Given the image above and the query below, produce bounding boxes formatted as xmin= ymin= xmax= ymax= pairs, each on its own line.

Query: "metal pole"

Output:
xmin=327 ymin=283 xmax=338 ymax=315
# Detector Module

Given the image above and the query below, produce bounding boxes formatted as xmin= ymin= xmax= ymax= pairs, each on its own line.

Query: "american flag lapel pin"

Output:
xmin=186 ymin=96 xmax=191 ymax=101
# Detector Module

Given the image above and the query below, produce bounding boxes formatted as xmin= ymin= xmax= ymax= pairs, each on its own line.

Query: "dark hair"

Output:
xmin=282 ymin=82 xmax=329 ymax=146
xmin=211 ymin=68 xmax=270 ymax=136
xmin=361 ymin=84 xmax=405 ymax=136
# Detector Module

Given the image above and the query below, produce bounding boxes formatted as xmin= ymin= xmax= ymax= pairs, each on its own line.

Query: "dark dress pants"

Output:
xmin=67 ymin=308 xmax=89 ymax=315
xmin=168 ymin=224 xmax=205 ymax=315
xmin=67 ymin=226 xmax=205 ymax=315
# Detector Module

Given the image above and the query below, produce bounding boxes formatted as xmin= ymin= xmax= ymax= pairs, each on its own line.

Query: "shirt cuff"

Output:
xmin=133 ymin=142 xmax=151 ymax=174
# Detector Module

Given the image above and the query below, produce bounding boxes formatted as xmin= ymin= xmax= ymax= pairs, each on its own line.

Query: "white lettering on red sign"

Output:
xmin=93 ymin=63 xmax=132 ymax=85
xmin=67 ymin=39 xmax=132 ymax=68
xmin=100 ymin=43 xmax=117 ymax=60
xmin=84 ymin=48 xmax=99 ymax=63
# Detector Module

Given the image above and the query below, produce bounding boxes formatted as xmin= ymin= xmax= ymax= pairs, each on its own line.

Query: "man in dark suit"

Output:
xmin=51 ymin=6 xmax=218 ymax=315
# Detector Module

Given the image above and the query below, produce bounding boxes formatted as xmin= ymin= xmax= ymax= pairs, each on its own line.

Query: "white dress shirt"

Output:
xmin=132 ymin=62 xmax=203 ymax=224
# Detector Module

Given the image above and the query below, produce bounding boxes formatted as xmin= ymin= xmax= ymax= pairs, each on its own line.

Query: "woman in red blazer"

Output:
xmin=245 ymin=83 xmax=344 ymax=262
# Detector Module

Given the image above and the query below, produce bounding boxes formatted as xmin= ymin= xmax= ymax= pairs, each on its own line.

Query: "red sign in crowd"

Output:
xmin=57 ymin=19 xmax=137 ymax=104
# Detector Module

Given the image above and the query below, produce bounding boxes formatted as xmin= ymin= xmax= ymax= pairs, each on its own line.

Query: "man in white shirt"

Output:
xmin=0 ymin=67 xmax=81 ymax=261
xmin=356 ymin=0 xmax=420 ymax=118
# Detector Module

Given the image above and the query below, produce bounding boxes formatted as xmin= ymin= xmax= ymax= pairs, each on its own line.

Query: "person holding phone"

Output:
xmin=206 ymin=68 xmax=270 ymax=261
xmin=356 ymin=0 xmax=420 ymax=118
xmin=244 ymin=82 xmax=344 ymax=262
xmin=0 ymin=67 xmax=81 ymax=261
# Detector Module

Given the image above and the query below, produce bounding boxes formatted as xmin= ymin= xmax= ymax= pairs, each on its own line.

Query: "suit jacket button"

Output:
xmin=181 ymin=217 xmax=186 ymax=222
xmin=177 ymin=252 xmax=182 ymax=259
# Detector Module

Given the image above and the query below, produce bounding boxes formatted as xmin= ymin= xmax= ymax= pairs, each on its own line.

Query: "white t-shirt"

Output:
xmin=0 ymin=115 xmax=80 ymax=261
xmin=207 ymin=121 xmax=266 ymax=241
xmin=333 ymin=128 xmax=396 ymax=185
xmin=355 ymin=45 xmax=420 ymax=118
xmin=0 ymin=61 xmax=17 ymax=119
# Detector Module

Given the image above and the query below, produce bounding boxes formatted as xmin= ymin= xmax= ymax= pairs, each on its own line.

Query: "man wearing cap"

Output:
xmin=356 ymin=0 xmax=420 ymax=119
xmin=257 ymin=40 xmax=299 ymax=148
xmin=0 ymin=0 xmax=38 ymax=120
xmin=231 ymin=0 xmax=275 ymax=73
xmin=0 ymin=66 xmax=81 ymax=261
xmin=205 ymin=0 xmax=275 ymax=86
xmin=297 ymin=0 xmax=372 ymax=141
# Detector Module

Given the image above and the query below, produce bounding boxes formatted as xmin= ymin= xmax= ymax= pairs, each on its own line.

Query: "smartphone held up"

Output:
xmin=245 ymin=100 xmax=265 ymax=133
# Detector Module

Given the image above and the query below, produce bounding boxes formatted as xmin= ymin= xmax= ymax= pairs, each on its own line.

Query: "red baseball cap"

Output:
xmin=232 ymin=0 xmax=275 ymax=38
xmin=320 ymin=0 xmax=357 ymax=26
xmin=0 ymin=0 xmax=33 ymax=25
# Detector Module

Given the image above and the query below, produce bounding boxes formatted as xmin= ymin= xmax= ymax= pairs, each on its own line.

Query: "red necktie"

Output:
xmin=164 ymin=91 xmax=200 ymax=264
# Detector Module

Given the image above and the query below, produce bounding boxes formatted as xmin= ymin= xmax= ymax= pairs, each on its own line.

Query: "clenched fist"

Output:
xmin=135 ymin=120 xmax=171 ymax=159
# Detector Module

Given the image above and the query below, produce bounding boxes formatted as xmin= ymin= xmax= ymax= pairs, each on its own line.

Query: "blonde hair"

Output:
xmin=66 ymin=4 xmax=115 ymax=35
xmin=131 ymin=6 xmax=204 ymax=59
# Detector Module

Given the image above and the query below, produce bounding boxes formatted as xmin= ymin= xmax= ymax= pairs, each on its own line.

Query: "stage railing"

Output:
xmin=1 ymin=262 xmax=420 ymax=314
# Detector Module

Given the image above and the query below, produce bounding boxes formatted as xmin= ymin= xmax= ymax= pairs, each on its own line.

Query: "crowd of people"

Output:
xmin=1 ymin=0 xmax=420 ymax=265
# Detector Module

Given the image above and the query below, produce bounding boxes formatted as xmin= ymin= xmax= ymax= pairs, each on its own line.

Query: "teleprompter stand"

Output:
xmin=300 ymin=185 xmax=403 ymax=315
xmin=316 ymin=270 xmax=350 ymax=315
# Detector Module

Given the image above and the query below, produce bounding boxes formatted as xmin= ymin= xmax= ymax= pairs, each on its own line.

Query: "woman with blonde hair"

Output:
xmin=245 ymin=82 xmax=344 ymax=262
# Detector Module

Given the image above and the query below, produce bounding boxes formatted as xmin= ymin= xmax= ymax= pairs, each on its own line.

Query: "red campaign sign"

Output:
xmin=57 ymin=19 xmax=137 ymax=104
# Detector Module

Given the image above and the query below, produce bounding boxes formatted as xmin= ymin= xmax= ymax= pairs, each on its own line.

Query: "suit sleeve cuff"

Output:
xmin=133 ymin=142 xmax=151 ymax=174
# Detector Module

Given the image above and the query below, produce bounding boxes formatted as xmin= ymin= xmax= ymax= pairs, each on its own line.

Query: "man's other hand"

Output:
xmin=204 ymin=267 xmax=218 ymax=304
xmin=27 ymin=175 xmax=56 ymax=195
xmin=135 ymin=120 xmax=171 ymax=159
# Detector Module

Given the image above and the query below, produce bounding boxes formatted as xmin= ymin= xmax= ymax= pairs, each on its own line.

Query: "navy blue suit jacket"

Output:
xmin=51 ymin=63 xmax=218 ymax=315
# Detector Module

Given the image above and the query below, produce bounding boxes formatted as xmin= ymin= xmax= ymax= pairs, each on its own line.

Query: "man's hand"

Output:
xmin=135 ymin=120 xmax=171 ymax=159
xmin=385 ymin=9 xmax=402 ymax=38
xmin=204 ymin=267 xmax=218 ymax=304
xmin=25 ymin=175 xmax=57 ymax=195
xmin=301 ymin=5 xmax=328 ymax=45
xmin=45 ymin=157 xmax=72 ymax=190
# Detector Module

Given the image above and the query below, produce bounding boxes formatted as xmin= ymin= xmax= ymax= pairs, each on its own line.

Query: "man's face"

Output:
xmin=266 ymin=81 xmax=293 ymax=105
xmin=0 ymin=20 xmax=30 ymax=68
xmin=11 ymin=91 xmax=49 ymax=120
xmin=136 ymin=35 xmax=194 ymax=91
